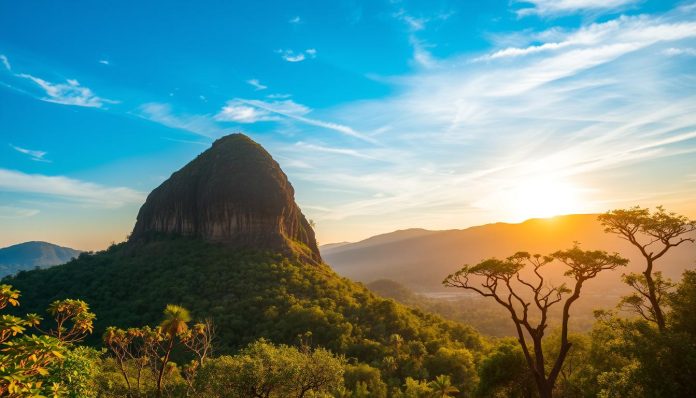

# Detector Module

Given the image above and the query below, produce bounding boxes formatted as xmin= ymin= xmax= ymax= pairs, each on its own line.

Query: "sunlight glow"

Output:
xmin=479 ymin=176 xmax=587 ymax=222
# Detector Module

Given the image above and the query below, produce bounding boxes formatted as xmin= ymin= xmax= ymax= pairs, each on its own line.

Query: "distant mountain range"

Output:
xmin=321 ymin=213 xmax=696 ymax=297
xmin=321 ymin=214 xmax=696 ymax=332
xmin=0 ymin=241 xmax=81 ymax=277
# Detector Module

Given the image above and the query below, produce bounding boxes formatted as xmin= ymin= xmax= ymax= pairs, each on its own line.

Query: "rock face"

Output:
xmin=130 ymin=134 xmax=321 ymax=263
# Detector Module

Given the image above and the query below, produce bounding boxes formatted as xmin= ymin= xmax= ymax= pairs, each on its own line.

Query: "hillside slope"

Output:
xmin=0 ymin=241 xmax=81 ymax=277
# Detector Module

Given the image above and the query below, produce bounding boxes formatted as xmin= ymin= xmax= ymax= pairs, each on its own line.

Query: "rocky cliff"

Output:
xmin=130 ymin=134 xmax=321 ymax=262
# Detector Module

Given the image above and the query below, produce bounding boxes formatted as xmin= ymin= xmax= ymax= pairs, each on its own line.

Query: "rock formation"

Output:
xmin=130 ymin=134 xmax=321 ymax=262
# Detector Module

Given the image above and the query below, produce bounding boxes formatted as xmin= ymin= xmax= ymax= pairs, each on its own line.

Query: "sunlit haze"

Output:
xmin=1 ymin=0 xmax=696 ymax=250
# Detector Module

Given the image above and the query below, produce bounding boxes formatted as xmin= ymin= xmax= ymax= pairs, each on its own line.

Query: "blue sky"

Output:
xmin=1 ymin=0 xmax=696 ymax=250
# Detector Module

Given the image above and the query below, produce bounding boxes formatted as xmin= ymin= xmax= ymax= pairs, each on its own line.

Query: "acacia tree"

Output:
xmin=443 ymin=245 xmax=627 ymax=398
xmin=599 ymin=206 xmax=696 ymax=332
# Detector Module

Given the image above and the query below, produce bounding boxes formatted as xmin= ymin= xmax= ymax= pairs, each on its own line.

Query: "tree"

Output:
xmin=424 ymin=347 xmax=476 ymax=395
xmin=402 ymin=377 xmax=432 ymax=398
xmin=427 ymin=375 xmax=459 ymax=398
xmin=156 ymin=304 xmax=190 ymax=395
xmin=476 ymin=339 xmax=534 ymax=398
xmin=194 ymin=339 xmax=345 ymax=398
xmin=668 ymin=270 xmax=696 ymax=336
xmin=599 ymin=206 xmax=696 ymax=332
xmin=37 ymin=299 xmax=95 ymax=343
xmin=444 ymin=245 xmax=627 ymax=398
xmin=343 ymin=363 xmax=388 ymax=398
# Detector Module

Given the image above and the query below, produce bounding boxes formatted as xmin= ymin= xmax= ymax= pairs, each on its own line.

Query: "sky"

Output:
xmin=1 ymin=0 xmax=696 ymax=250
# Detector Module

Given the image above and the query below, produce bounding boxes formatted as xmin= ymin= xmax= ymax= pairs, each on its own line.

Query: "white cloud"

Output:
xmin=277 ymin=49 xmax=306 ymax=62
xmin=289 ymin=16 xmax=301 ymax=24
xmin=139 ymin=103 xmax=231 ymax=137
xmin=9 ymin=144 xmax=50 ymax=162
xmin=214 ymin=98 xmax=374 ymax=142
xmin=267 ymin=93 xmax=292 ymax=99
xmin=393 ymin=10 xmax=427 ymax=31
xmin=214 ymin=98 xmax=309 ymax=123
xmin=0 ymin=55 xmax=10 ymax=71
xmin=0 ymin=168 xmax=144 ymax=208
xmin=246 ymin=78 xmax=268 ymax=90
xmin=410 ymin=37 xmax=437 ymax=68
xmin=478 ymin=16 xmax=696 ymax=62
xmin=215 ymin=100 xmax=278 ymax=123
xmin=663 ymin=47 xmax=696 ymax=56
xmin=0 ymin=206 xmax=39 ymax=219
xmin=289 ymin=5 xmax=696 ymax=227
xmin=16 ymin=73 xmax=118 ymax=108
xmin=294 ymin=142 xmax=376 ymax=160
xmin=276 ymin=49 xmax=317 ymax=62
xmin=516 ymin=0 xmax=640 ymax=17
xmin=98 ymin=59 xmax=110 ymax=65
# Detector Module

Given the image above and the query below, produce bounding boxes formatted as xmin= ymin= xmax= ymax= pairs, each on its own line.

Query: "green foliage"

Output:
xmin=476 ymin=339 xmax=534 ymax=398
xmin=401 ymin=377 xmax=432 ymax=397
xmin=343 ymin=363 xmax=388 ymax=398
xmin=194 ymin=339 xmax=345 ymax=397
xmin=6 ymin=237 xmax=483 ymax=387
xmin=0 ymin=284 xmax=95 ymax=396
xmin=45 ymin=346 xmax=101 ymax=398
xmin=428 ymin=375 xmax=460 ymax=398
xmin=668 ymin=270 xmax=696 ymax=336
xmin=585 ymin=308 xmax=696 ymax=398
xmin=424 ymin=347 xmax=476 ymax=395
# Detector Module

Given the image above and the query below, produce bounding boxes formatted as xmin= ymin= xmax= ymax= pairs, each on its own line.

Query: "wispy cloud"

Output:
xmin=391 ymin=8 xmax=450 ymax=68
xmin=0 ymin=168 xmax=144 ymax=208
xmin=139 ymin=103 xmax=231 ymax=138
xmin=216 ymin=98 xmax=375 ymax=142
xmin=290 ymin=5 xmax=696 ymax=228
xmin=0 ymin=54 xmax=116 ymax=108
xmin=289 ymin=16 xmax=301 ymax=24
xmin=9 ymin=144 xmax=50 ymax=162
xmin=276 ymin=48 xmax=317 ymax=62
xmin=515 ymin=0 xmax=640 ymax=17
xmin=16 ymin=73 xmax=117 ymax=108
xmin=246 ymin=78 xmax=267 ymax=90
xmin=393 ymin=9 xmax=428 ymax=32
xmin=0 ymin=55 xmax=10 ymax=71
xmin=267 ymin=93 xmax=291 ymax=99
xmin=477 ymin=16 xmax=696 ymax=62
xmin=663 ymin=47 xmax=696 ymax=56
xmin=0 ymin=206 xmax=39 ymax=219
xmin=215 ymin=98 xmax=309 ymax=123
xmin=294 ymin=141 xmax=376 ymax=160
xmin=98 ymin=59 xmax=110 ymax=65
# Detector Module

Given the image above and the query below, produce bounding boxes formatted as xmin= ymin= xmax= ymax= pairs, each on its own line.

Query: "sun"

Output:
xmin=482 ymin=176 xmax=586 ymax=222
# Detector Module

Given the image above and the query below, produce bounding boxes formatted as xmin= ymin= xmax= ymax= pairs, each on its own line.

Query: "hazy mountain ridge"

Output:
xmin=0 ymin=241 xmax=81 ymax=277
xmin=322 ymin=213 xmax=696 ymax=299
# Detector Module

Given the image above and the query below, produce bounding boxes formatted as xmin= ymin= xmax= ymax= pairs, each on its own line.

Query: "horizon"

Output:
xmin=2 ymin=0 xmax=696 ymax=251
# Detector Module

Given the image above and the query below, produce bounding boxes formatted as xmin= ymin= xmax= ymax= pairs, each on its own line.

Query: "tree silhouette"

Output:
xmin=444 ymin=245 xmax=627 ymax=398
xmin=599 ymin=206 xmax=696 ymax=332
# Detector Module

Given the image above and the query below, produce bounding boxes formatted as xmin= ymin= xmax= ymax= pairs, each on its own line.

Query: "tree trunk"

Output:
xmin=643 ymin=260 xmax=666 ymax=332
xmin=157 ymin=338 xmax=174 ymax=396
